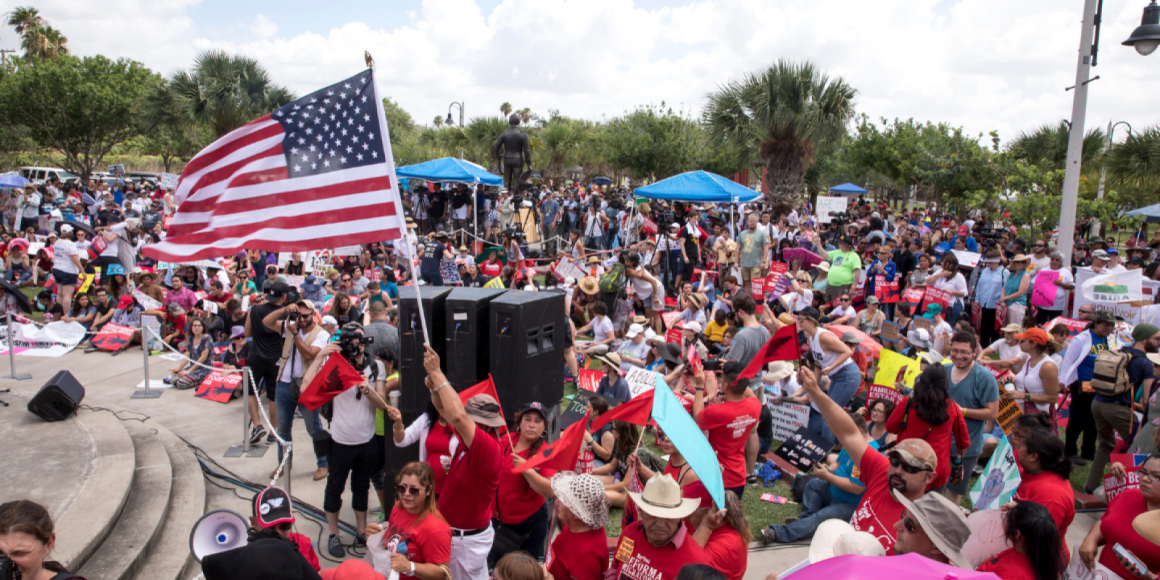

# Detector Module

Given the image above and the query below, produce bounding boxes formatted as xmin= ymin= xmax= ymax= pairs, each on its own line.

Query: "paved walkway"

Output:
xmin=0 ymin=348 xmax=1102 ymax=578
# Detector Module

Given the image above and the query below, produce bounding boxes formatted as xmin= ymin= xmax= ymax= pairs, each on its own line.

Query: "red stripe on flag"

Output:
xmin=180 ymin=119 xmax=281 ymax=179
xmin=163 ymin=203 xmax=399 ymax=243
xmin=211 ymin=175 xmax=392 ymax=216
xmin=145 ymin=228 xmax=405 ymax=262
xmin=225 ymin=166 xmax=291 ymax=189
xmin=174 ymin=143 xmax=285 ymax=212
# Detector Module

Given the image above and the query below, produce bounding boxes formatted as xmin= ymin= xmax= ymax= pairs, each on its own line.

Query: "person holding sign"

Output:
xmin=1079 ymin=452 xmax=1160 ymax=579
xmin=1034 ymin=252 xmax=1074 ymax=325
xmin=866 ymin=247 xmax=898 ymax=321
xmin=927 ymin=253 xmax=967 ymax=325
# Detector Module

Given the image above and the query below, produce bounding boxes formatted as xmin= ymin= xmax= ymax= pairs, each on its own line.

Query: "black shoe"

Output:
xmin=355 ymin=533 xmax=367 ymax=546
xmin=1070 ymin=456 xmax=1089 ymax=466
xmin=746 ymin=475 xmax=758 ymax=485
xmin=328 ymin=534 xmax=344 ymax=558
xmin=266 ymin=432 xmax=277 ymax=444
xmin=759 ymin=527 xmax=777 ymax=546
xmin=249 ymin=425 xmax=266 ymax=445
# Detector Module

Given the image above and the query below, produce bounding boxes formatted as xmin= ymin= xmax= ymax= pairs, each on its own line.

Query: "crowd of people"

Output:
xmin=2 ymin=174 xmax=1160 ymax=580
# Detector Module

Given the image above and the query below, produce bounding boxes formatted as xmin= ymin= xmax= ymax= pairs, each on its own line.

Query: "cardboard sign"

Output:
xmin=1042 ymin=316 xmax=1088 ymax=336
xmin=816 ymin=196 xmax=848 ymax=224
xmin=576 ymin=368 xmax=601 ymax=392
xmin=873 ymin=349 xmax=921 ymax=389
xmin=773 ymin=427 xmax=829 ymax=473
xmin=553 ymin=257 xmax=587 ymax=283
xmin=996 ymin=392 xmax=1023 ymax=436
xmin=783 ymin=248 xmax=824 ymax=269
xmin=764 ymin=402 xmax=811 ymax=442
xmin=661 ymin=311 xmax=681 ymax=329
xmin=751 ymin=276 xmax=766 ymax=298
xmin=881 ymin=321 xmax=901 ymax=344
xmin=562 ymin=389 xmax=597 ymax=429
xmin=91 ymin=323 xmax=135 ymax=352
xmin=1063 ymin=542 xmax=1119 ymax=580
xmin=665 ymin=326 xmax=683 ymax=344
xmin=159 ymin=172 xmax=179 ymax=190
xmin=132 ymin=289 xmax=163 ymax=311
xmin=913 ymin=317 xmax=932 ymax=334
xmin=960 ymin=509 xmax=1013 ymax=568
xmin=923 ymin=287 xmax=951 ymax=309
xmin=969 ymin=436 xmax=1021 ymax=510
xmin=952 ymin=250 xmax=981 ymax=268
xmin=194 ymin=370 xmax=243 ymax=404
xmin=1031 ymin=270 xmax=1060 ymax=308
xmin=1103 ymin=468 xmax=1140 ymax=503
xmin=874 ymin=275 xmax=900 ymax=303
xmin=868 ymin=383 xmax=903 ymax=407
xmin=440 ymin=259 xmax=462 ymax=285
xmin=623 ymin=368 xmax=659 ymax=399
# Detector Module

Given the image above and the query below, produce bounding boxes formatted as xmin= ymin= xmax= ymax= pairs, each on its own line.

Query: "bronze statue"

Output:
xmin=493 ymin=114 xmax=531 ymax=191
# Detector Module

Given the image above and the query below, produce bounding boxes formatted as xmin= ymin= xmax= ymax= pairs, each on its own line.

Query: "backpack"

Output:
xmin=1090 ymin=347 xmax=1138 ymax=397
xmin=598 ymin=262 xmax=626 ymax=294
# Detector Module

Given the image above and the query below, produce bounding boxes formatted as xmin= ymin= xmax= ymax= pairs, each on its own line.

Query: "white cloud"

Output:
xmin=12 ymin=0 xmax=1158 ymax=145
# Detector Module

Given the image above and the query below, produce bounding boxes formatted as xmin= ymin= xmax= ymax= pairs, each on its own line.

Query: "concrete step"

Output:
xmin=78 ymin=421 xmax=174 ymax=580
xmin=132 ymin=424 xmax=208 ymax=580
xmin=53 ymin=407 xmax=137 ymax=572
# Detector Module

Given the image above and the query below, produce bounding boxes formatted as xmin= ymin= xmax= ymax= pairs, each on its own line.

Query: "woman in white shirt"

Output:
xmin=781 ymin=272 xmax=814 ymax=313
xmin=927 ymin=253 xmax=968 ymax=325
xmin=1010 ymin=328 xmax=1061 ymax=418
xmin=51 ymin=225 xmax=83 ymax=311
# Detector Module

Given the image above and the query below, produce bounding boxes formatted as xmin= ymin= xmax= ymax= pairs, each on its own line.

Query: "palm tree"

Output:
xmin=21 ymin=24 xmax=68 ymax=59
xmin=1107 ymin=125 xmax=1160 ymax=192
xmin=704 ymin=60 xmax=857 ymax=213
xmin=517 ymin=108 xmax=532 ymax=125
xmin=5 ymin=6 xmax=42 ymax=35
xmin=433 ymin=115 xmax=444 ymax=128
xmin=500 ymin=102 xmax=512 ymax=117
xmin=143 ymin=50 xmax=296 ymax=139
xmin=1009 ymin=121 xmax=1105 ymax=170
xmin=465 ymin=116 xmax=509 ymax=170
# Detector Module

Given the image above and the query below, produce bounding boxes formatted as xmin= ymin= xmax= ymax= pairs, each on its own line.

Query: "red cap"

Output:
xmin=117 ymin=295 xmax=134 ymax=309
xmin=957 ymin=226 xmax=969 ymax=236
xmin=320 ymin=560 xmax=385 ymax=580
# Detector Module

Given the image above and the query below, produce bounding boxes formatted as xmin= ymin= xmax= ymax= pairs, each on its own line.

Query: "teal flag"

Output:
xmin=651 ymin=374 xmax=725 ymax=510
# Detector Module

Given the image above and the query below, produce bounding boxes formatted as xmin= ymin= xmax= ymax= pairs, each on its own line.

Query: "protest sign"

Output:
xmin=1031 ymin=270 xmax=1061 ymax=308
xmin=1082 ymin=269 xmax=1143 ymax=303
xmin=334 ymin=245 xmax=362 ymax=256
xmin=902 ymin=287 xmax=925 ymax=311
xmin=133 ymin=289 xmax=163 ymax=311
xmin=195 ymin=371 xmax=243 ymax=404
xmin=562 ymin=389 xmax=595 ymax=429
xmin=923 ymin=287 xmax=951 ymax=309
xmin=874 ymin=275 xmax=900 ymax=303
xmin=661 ymin=311 xmax=682 ymax=329
xmin=665 ymin=326 xmax=683 ymax=344
xmin=868 ymin=384 xmax=903 ymax=407
xmin=642 ymin=217 xmax=658 ymax=235
xmin=816 ymin=196 xmax=848 ymax=224
xmin=952 ymin=250 xmax=981 ymax=268
xmin=996 ymin=303 xmax=1007 ymax=330
xmin=1072 ymin=267 xmax=1160 ymax=321
xmin=873 ymin=349 xmax=921 ymax=389
xmin=996 ymin=392 xmax=1023 ymax=436
xmin=1111 ymin=452 xmax=1150 ymax=467
xmin=764 ymin=262 xmax=789 ymax=294
xmin=1042 ymin=316 xmax=1088 ymax=336
xmin=1103 ymin=468 xmax=1140 ymax=503
xmin=91 ymin=323 xmax=135 ymax=352
xmin=159 ymin=172 xmax=179 ymax=189
xmin=960 ymin=510 xmax=1012 ymax=568
xmin=764 ymin=402 xmax=811 ymax=442
xmin=969 ymin=437 xmax=1021 ymax=510
xmin=773 ymin=427 xmax=829 ymax=473
xmin=576 ymin=369 xmax=601 ymax=392
xmin=0 ymin=321 xmax=85 ymax=357
xmin=751 ymin=276 xmax=766 ymax=298
xmin=913 ymin=317 xmax=932 ymax=334
xmin=881 ymin=321 xmax=901 ymax=344
xmin=1062 ymin=542 xmax=1118 ymax=580
xmin=553 ymin=257 xmax=587 ymax=282
xmin=782 ymin=248 xmax=824 ymax=269
xmin=440 ymin=259 xmax=461 ymax=285
xmin=623 ymin=368 xmax=659 ymax=399
xmin=143 ymin=315 xmax=164 ymax=352
xmin=305 ymin=249 xmax=336 ymax=278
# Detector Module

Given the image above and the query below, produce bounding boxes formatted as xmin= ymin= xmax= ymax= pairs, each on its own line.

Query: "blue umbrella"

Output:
xmin=633 ymin=170 xmax=763 ymax=203
xmin=829 ymin=182 xmax=868 ymax=194
xmin=395 ymin=157 xmax=502 ymax=186
xmin=591 ymin=176 xmax=613 ymax=186
xmin=1125 ymin=202 xmax=1160 ymax=223
xmin=0 ymin=172 xmax=31 ymax=188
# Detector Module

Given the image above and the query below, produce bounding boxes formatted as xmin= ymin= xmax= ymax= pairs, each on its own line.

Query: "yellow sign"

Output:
xmin=997 ymin=392 xmax=1023 ymax=436
xmin=615 ymin=537 xmax=635 ymax=563
xmin=873 ymin=349 xmax=922 ymax=390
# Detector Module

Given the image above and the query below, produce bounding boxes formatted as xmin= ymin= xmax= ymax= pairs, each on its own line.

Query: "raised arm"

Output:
xmin=423 ymin=344 xmax=477 ymax=448
xmin=798 ymin=367 xmax=869 ymax=465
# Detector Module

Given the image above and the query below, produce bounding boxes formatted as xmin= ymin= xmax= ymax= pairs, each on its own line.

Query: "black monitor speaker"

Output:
xmin=445 ymin=287 xmax=508 ymax=391
xmin=397 ymin=286 xmax=452 ymax=415
xmin=27 ymin=370 xmax=85 ymax=422
xmin=489 ymin=290 xmax=566 ymax=420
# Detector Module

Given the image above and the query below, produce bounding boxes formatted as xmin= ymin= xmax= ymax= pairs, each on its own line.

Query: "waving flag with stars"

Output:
xmin=144 ymin=68 xmax=405 ymax=262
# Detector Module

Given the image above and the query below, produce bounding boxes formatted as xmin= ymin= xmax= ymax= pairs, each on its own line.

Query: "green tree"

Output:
xmin=1106 ymin=125 xmax=1160 ymax=198
xmin=5 ymin=6 xmax=42 ymax=34
xmin=1009 ymin=121 xmax=1105 ymax=171
xmin=143 ymin=50 xmax=295 ymax=139
xmin=704 ymin=60 xmax=857 ymax=214
xmin=500 ymin=102 xmax=512 ymax=117
xmin=382 ymin=96 xmax=415 ymax=143
xmin=433 ymin=115 xmax=444 ymax=128
xmin=0 ymin=54 xmax=152 ymax=180
xmin=137 ymin=121 xmax=206 ymax=172
xmin=602 ymin=104 xmax=704 ymax=181
xmin=5 ymin=6 xmax=68 ymax=60
xmin=465 ymin=116 xmax=509 ymax=170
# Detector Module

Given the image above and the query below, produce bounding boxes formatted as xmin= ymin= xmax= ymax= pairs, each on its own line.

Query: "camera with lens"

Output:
xmin=656 ymin=209 xmax=676 ymax=229
xmin=333 ymin=326 xmax=374 ymax=364
xmin=828 ymin=211 xmax=850 ymax=226
xmin=0 ymin=552 xmax=19 ymax=580
xmin=702 ymin=357 xmax=724 ymax=372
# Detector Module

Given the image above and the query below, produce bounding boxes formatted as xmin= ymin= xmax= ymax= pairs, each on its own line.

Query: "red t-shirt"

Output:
xmin=610 ymin=521 xmax=710 ymax=580
xmin=1013 ymin=470 xmax=1075 ymax=563
xmin=205 ymin=292 xmax=234 ymax=304
xmin=424 ymin=422 xmax=456 ymax=496
xmin=546 ymin=526 xmax=608 ymax=580
xmin=1097 ymin=488 xmax=1160 ymax=579
xmin=382 ymin=505 xmax=452 ymax=566
xmin=495 ymin=433 xmax=557 ymax=524
xmin=288 ymin=532 xmax=320 ymax=571
xmin=481 ymin=260 xmax=502 ymax=277
xmin=696 ymin=397 xmax=761 ymax=487
xmin=437 ymin=427 xmax=502 ymax=530
xmin=849 ymin=446 xmax=903 ymax=554
xmin=976 ymin=547 xmax=1035 ymax=580
xmin=702 ymin=524 xmax=746 ymax=580
xmin=885 ymin=396 xmax=969 ymax=490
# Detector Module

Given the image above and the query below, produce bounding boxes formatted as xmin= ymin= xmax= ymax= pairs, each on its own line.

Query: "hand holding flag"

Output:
xmin=514 ymin=411 xmax=590 ymax=473
xmin=738 ymin=323 xmax=799 ymax=381
xmin=299 ymin=347 xmax=366 ymax=411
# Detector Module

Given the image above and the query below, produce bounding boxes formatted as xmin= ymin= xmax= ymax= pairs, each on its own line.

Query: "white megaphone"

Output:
xmin=189 ymin=509 xmax=249 ymax=563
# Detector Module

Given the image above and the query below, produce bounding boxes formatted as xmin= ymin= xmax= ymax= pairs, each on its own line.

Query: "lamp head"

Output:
xmin=1123 ymin=0 xmax=1160 ymax=56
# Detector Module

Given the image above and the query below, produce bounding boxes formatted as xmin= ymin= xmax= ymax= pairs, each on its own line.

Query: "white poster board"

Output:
xmin=1072 ymin=267 xmax=1160 ymax=323
xmin=764 ymin=401 xmax=811 ymax=442
xmin=159 ymin=173 xmax=179 ymax=190
xmin=816 ymin=196 xmax=849 ymax=224
xmin=623 ymin=368 xmax=659 ymax=399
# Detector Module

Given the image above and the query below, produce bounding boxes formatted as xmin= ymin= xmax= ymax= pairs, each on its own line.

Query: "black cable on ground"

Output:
xmin=78 ymin=404 xmax=151 ymax=423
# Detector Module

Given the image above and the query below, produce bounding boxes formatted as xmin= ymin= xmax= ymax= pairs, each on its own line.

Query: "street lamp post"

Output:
xmin=1092 ymin=121 xmax=1133 ymax=237
xmin=446 ymin=102 xmax=465 ymax=128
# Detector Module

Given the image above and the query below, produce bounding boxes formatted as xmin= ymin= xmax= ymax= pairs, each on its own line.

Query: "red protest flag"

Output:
xmin=589 ymin=389 xmax=655 ymax=433
xmin=515 ymin=411 xmax=590 ymax=474
xmin=299 ymin=354 xmax=365 ymax=411
xmin=738 ymin=323 xmax=800 ymax=381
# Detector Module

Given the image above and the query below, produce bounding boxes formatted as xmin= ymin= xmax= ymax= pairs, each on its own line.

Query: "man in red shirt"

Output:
xmin=422 ymin=345 xmax=503 ymax=580
xmin=798 ymin=366 xmax=938 ymax=554
xmin=694 ymin=361 xmax=761 ymax=498
xmin=608 ymin=473 xmax=710 ymax=580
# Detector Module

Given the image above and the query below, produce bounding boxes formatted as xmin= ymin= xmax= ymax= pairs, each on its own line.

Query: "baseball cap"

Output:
xmin=626 ymin=323 xmax=645 ymax=338
xmin=1014 ymin=328 xmax=1050 ymax=346
xmin=321 ymin=315 xmax=338 ymax=326
xmin=887 ymin=438 xmax=937 ymax=472
xmin=1001 ymin=323 xmax=1023 ymax=334
xmin=266 ymin=282 xmax=290 ymax=297
xmin=1091 ymin=310 xmax=1121 ymax=324
xmin=252 ymin=486 xmax=295 ymax=528
xmin=1108 ymin=247 xmax=1120 ymax=255
xmin=682 ymin=320 xmax=703 ymax=333
xmin=117 ymin=295 xmax=134 ymax=309
xmin=1091 ymin=249 xmax=1109 ymax=260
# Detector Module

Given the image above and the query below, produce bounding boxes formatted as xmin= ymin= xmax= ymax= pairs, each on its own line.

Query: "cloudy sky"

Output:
xmin=1 ymin=0 xmax=1155 ymax=145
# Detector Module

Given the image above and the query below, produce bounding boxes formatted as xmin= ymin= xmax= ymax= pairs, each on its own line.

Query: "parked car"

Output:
xmin=19 ymin=166 xmax=80 ymax=184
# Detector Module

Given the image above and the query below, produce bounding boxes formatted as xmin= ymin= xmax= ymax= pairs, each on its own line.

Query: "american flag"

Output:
xmin=143 ymin=68 xmax=405 ymax=262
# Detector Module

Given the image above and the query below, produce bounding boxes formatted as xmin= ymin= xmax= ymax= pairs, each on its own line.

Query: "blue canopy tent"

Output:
xmin=0 ymin=172 xmax=32 ymax=189
xmin=1125 ymin=202 xmax=1160 ymax=224
xmin=828 ymin=182 xmax=868 ymax=195
xmin=634 ymin=170 xmax=763 ymax=233
xmin=395 ymin=157 xmax=503 ymax=239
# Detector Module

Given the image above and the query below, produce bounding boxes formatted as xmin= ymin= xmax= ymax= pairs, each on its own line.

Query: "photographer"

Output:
xmin=274 ymin=300 xmax=332 ymax=482
xmin=0 ymin=500 xmax=84 ymax=580
xmin=245 ymin=282 xmax=293 ymax=445
xmin=301 ymin=322 xmax=388 ymax=558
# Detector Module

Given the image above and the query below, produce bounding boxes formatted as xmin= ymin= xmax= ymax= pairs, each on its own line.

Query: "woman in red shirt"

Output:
xmin=391 ymin=402 xmax=458 ymax=497
xmin=976 ymin=501 xmax=1063 ymax=580
xmin=490 ymin=402 xmax=555 ymax=565
xmin=364 ymin=461 xmax=452 ymax=580
xmin=546 ymin=473 xmax=610 ymax=580
xmin=687 ymin=489 xmax=752 ymax=580
xmin=1012 ymin=429 xmax=1075 ymax=563
xmin=1079 ymin=453 xmax=1160 ymax=580
xmin=886 ymin=364 xmax=969 ymax=491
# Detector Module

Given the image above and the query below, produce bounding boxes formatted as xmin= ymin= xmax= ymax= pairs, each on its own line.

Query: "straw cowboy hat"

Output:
xmin=808 ymin=519 xmax=885 ymax=563
xmin=551 ymin=473 xmax=610 ymax=529
xmin=627 ymin=473 xmax=700 ymax=519
xmin=578 ymin=276 xmax=599 ymax=295
xmin=764 ymin=361 xmax=794 ymax=383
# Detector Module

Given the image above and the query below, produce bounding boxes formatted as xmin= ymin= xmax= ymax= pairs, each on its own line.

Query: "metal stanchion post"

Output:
xmin=225 ymin=369 xmax=265 ymax=457
xmin=132 ymin=317 xmax=161 ymax=399
xmin=2 ymin=312 xmax=32 ymax=380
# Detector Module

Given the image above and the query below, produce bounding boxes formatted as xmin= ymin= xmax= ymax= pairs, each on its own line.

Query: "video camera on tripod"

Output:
xmin=828 ymin=211 xmax=851 ymax=226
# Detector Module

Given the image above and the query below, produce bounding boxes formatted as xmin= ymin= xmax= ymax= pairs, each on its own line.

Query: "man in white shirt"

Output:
xmin=16 ymin=185 xmax=40 ymax=232
xmin=274 ymin=300 xmax=331 ymax=481
xmin=978 ymin=324 xmax=1028 ymax=370
xmin=1106 ymin=248 xmax=1128 ymax=273
xmin=1027 ymin=240 xmax=1051 ymax=273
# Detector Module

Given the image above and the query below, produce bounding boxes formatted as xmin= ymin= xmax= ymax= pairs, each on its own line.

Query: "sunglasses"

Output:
xmin=889 ymin=454 xmax=932 ymax=474
xmin=841 ymin=298 xmax=851 ymax=302
xmin=342 ymin=278 xmax=351 ymax=282
xmin=396 ymin=484 xmax=424 ymax=496
xmin=902 ymin=512 xmax=918 ymax=533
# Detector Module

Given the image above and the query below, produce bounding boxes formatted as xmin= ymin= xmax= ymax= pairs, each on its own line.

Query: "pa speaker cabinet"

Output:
xmin=27 ymin=370 xmax=85 ymax=422
xmin=398 ymin=286 xmax=452 ymax=415
xmin=489 ymin=290 xmax=566 ymax=419
xmin=445 ymin=287 xmax=508 ymax=391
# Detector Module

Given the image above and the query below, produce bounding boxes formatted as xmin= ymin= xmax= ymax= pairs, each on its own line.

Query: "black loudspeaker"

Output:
xmin=27 ymin=370 xmax=85 ymax=422
xmin=381 ymin=410 xmax=421 ymax=498
xmin=445 ymin=287 xmax=508 ymax=391
xmin=398 ymin=286 xmax=452 ymax=415
xmin=489 ymin=290 xmax=566 ymax=420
